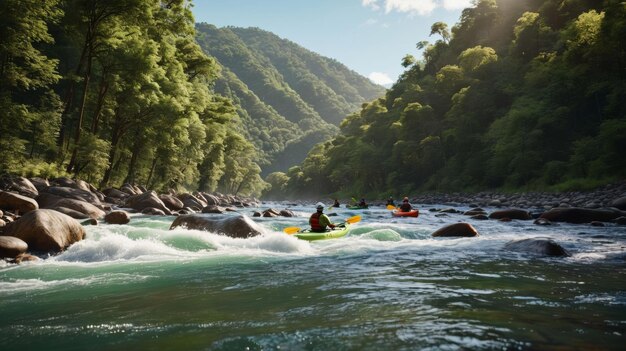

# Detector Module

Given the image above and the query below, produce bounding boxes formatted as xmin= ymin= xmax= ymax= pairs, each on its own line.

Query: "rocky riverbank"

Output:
xmin=0 ymin=174 xmax=261 ymax=262
xmin=402 ymin=182 xmax=626 ymax=210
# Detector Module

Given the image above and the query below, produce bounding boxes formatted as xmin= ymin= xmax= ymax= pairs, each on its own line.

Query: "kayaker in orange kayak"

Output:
xmin=399 ymin=197 xmax=412 ymax=212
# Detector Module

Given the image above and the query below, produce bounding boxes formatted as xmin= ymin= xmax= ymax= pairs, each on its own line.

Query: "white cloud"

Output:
xmin=442 ymin=0 xmax=473 ymax=10
xmin=361 ymin=0 xmax=473 ymax=16
xmin=362 ymin=0 xmax=380 ymax=11
xmin=384 ymin=0 xmax=437 ymax=16
xmin=368 ymin=72 xmax=394 ymax=86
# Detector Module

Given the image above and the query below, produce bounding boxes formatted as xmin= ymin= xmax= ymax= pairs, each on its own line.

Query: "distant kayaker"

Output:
xmin=332 ymin=199 xmax=340 ymax=207
xmin=399 ymin=197 xmax=412 ymax=212
xmin=310 ymin=202 xmax=336 ymax=232
xmin=386 ymin=197 xmax=395 ymax=207
xmin=358 ymin=198 xmax=367 ymax=207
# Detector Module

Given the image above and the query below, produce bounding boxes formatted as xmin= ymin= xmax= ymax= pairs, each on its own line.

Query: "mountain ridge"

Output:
xmin=195 ymin=24 xmax=385 ymax=174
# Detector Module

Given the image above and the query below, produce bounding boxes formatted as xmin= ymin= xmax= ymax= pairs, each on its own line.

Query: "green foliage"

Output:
xmin=0 ymin=0 xmax=273 ymax=196
xmin=277 ymin=0 xmax=626 ymax=198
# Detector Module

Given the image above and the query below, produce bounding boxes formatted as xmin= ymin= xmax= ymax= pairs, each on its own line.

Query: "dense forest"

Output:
xmin=0 ymin=0 xmax=272 ymax=195
xmin=195 ymin=25 xmax=384 ymax=174
xmin=267 ymin=0 xmax=626 ymax=199
xmin=0 ymin=1 xmax=383 ymax=197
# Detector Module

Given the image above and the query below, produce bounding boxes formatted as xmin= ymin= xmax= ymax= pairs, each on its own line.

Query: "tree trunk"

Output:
xmin=67 ymin=26 xmax=94 ymax=173
xmin=91 ymin=74 xmax=109 ymax=134
xmin=146 ymin=156 xmax=158 ymax=189
xmin=123 ymin=132 xmax=142 ymax=185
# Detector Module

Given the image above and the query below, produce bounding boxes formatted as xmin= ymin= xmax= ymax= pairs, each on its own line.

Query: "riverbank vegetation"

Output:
xmin=268 ymin=0 xmax=625 ymax=199
xmin=0 ymin=0 xmax=267 ymax=195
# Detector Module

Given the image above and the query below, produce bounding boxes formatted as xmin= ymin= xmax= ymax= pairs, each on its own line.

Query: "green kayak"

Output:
xmin=294 ymin=224 xmax=350 ymax=241
xmin=347 ymin=205 xmax=368 ymax=210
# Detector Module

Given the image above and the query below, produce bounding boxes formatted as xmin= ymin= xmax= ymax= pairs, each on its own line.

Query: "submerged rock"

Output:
xmin=504 ymin=238 xmax=570 ymax=257
xmin=488 ymin=209 xmax=532 ymax=220
xmin=539 ymin=207 xmax=625 ymax=224
xmin=432 ymin=223 xmax=479 ymax=237
xmin=105 ymin=210 xmax=131 ymax=224
xmin=170 ymin=214 xmax=264 ymax=238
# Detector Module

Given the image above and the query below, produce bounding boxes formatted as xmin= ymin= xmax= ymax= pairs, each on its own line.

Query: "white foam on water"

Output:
xmin=0 ymin=273 xmax=151 ymax=294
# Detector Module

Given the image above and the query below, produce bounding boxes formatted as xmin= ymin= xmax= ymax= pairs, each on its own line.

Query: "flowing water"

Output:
xmin=1 ymin=204 xmax=625 ymax=350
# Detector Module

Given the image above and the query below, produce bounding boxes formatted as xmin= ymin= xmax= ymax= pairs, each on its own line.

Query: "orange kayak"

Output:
xmin=392 ymin=209 xmax=419 ymax=217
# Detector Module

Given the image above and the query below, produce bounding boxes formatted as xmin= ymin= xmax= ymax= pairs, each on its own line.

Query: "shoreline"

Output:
xmin=270 ymin=181 xmax=626 ymax=211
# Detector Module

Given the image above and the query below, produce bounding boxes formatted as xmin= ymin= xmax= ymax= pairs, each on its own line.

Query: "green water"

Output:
xmin=1 ymin=206 xmax=625 ymax=350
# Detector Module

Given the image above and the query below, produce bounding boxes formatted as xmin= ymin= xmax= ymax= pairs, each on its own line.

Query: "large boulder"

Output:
xmin=141 ymin=207 xmax=166 ymax=216
xmin=37 ymin=193 xmax=105 ymax=219
xmin=2 ymin=209 xmax=85 ymax=253
xmin=488 ymin=209 xmax=532 ymax=220
xmin=0 ymin=175 xmax=38 ymax=198
xmin=170 ymin=214 xmax=264 ymax=238
xmin=120 ymin=184 xmax=139 ymax=195
xmin=202 ymin=205 xmax=226 ymax=214
xmin=539 ymin=207 xmax=625 ymax=224
xmin=177 ymin=193 xmax=207 ymax=210
xmin=41 ymin=186 xmax=102 ymax=207
xmin=279 ymin=210 xmax=296 ymax=217
xmin=104 ymin=210 xmax=131 ymax=224
xmin=29 ymin=177 xmax=50 ymax=192
xmin=0 ymin=191 xmax=39 ymax=214
xmin=202 ymin=193 xmax=220 ymax=206
xmin=102 ymin=188 xmax=129 ymax=199
xmin=432 ymin=223 xmax=479 ymax=237
xmin=50 ymin=177 xmax=76 ymax=188
xmin=159 ymin=194 xmax=184 ymax=211
xmin=51 ymin=206 xmax=90 ymax=219
xmin=0 ymin=236 xmax=28 ymax=258
xmin=125 ymin=191 xmax=171 ymax=215
xmin=504 ymin=238 xmax=570 ymax=257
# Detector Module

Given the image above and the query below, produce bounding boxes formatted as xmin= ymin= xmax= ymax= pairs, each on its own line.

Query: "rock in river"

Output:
xmin=170 ymin=214 xmax=264 ymax=238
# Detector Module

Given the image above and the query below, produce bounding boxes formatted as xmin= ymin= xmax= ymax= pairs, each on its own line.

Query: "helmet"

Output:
xmin=403 ymin=197 xmax=409 ymax=201
xmin=316 ymin=202 xmax=324 ymax=210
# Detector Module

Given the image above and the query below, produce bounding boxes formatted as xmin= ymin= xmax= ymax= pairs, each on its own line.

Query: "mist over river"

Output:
xmin=1 ymin=203 xmax=625 ymax=350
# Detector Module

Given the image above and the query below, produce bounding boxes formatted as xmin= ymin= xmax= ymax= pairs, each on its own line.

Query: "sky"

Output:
xmin=191 ymin=0 xmax=472 ymax=86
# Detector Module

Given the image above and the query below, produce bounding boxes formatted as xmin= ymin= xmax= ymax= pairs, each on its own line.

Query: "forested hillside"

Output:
xmin=195 ymin=24 xmax=385 ymax=174
xmin=0 ymin=0 xmax=267 ymax=195
xmin=269 ymin=0 xmax=626 ymax=198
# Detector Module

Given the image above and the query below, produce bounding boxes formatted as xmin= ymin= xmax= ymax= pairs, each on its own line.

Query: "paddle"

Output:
xmin=283 ymin=215 xmax=362 ymax=235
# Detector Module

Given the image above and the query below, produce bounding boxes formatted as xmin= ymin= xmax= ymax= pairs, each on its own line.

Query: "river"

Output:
xmin=1 ymin=203 xmax=625 ymax=350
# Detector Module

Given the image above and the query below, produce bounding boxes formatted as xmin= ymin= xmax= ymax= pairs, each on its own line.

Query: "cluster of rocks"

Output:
xmin=0 ymin=174 xmax=260 ymax=262
xmin=428 ymin=206 xmax=626 ymax=226
xmin=403 ymin=182 xmax=626 ymax=210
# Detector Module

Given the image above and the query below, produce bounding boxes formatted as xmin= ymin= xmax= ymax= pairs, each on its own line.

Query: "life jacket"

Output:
xmin=400 ymin=203 xmax=412 ymax=212
xmin=310 ymin=212 xmax=324 ymax=231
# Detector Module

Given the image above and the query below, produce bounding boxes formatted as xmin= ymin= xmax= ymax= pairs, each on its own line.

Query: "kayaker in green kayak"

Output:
xmin=332 ymin=199 xmax=340 ymax=208
xmin=399 ymin=197 xmax=413 ymax=212
xmin=310 ymin=202 xmax=336 ymax=232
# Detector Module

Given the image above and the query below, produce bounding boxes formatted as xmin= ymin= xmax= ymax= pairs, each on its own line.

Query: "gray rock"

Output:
xmin=504 ymin=238 xmax=570 ymax=257
xmin=170 ymin=214 xmax=264 ymax=238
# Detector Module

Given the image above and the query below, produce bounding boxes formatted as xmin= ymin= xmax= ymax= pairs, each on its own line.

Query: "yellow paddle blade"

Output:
xmin=283 ymin=226 xmax=301 ymax=235
xmin=386 ymin=204 xmax=396 ymax=210
xmin=345 ymin=215 xmax=361 ymax=224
